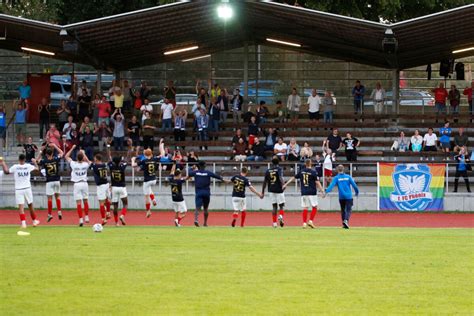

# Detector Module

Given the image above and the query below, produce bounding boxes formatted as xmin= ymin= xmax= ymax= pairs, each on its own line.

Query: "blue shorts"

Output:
xmin=195 ymin=192 xmax=210 ymax=209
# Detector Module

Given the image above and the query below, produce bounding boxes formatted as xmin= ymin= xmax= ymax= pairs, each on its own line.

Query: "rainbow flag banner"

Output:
xmin=378 ymin=163 xmax=445 ymax=211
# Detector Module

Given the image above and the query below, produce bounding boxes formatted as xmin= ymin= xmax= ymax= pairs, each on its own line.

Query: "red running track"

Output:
xmin=0 ymin=210 xmax=473 ymax=228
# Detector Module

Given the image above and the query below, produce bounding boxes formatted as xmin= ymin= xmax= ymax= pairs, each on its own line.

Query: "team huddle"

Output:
xmin=1 ymin=142 xmax=359 ymax=229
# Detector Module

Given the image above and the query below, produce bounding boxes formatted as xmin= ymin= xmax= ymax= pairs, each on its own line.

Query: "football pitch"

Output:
xmin=1 ymin=226 xmax=473 ymax=315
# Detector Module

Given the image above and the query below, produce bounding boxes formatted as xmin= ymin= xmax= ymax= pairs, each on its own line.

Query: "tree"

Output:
xmin=0 ymin=0 xmax=62 ymax=23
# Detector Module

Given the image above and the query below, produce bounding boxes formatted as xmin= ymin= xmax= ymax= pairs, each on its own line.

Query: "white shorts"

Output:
xmin=111 ymin=187 xmax=128 ymax=203
xmin=172 ymin=201 xmax=187 ymax=213
xmin=269 ymin=192 xmax=285 ymax=205
xmin=97 ymin=183 xmax=110 ymax=201
xmin=143 ymin=180 xmax=156 ymax=195
xmin=232 ymin=197 xmax=247 ymax=212
xmin=45 ymin=181 xmax=60 ymax=196
xmin=301 ymin=195 xmax=319 ymax=208
xmin=73 ymin=182 xmax=89 ymax=201
xmin=15 ymin=188 xmax=33 ymax=205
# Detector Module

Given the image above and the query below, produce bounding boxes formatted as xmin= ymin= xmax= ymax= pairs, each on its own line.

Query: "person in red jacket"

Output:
xmin=432 ymin=82 xmax=448 ymax=120
xmin=463 ymin=81 xmax=473 ymax=122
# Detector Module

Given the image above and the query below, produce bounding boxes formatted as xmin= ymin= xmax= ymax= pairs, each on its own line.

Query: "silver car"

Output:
xmin=364 ymin=89 xmax=434 ymax=107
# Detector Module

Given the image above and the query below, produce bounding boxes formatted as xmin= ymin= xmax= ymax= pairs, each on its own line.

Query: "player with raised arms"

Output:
xmin=283 ymin=159 xmax=324 ymax=228
xmin=90 ymin=153 xmax=111 ymax=225
xmin=0 ymin=154 xmax=40 ymax=228
xmin=229 ymin=167 xmax=262 ymax=227
xmin=108 ymin=154 xmax=129 ymax=226
xmin=261 ymin=157 xmax=286 ymax=228
xmin=185 ymin=160 xmax=226 ymax=227
xmin=167 ymin=162 xmax=187 ymax=227
xmin=65 ymin=144 xmax=91 ymax=227
xmin=325 ymin=164 xmax=359 ymax=229
xmin=37 ymin=143 xmax=64 ymax=222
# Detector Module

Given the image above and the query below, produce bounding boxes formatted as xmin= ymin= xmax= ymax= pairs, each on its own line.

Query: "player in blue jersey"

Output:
xmin=325 ymin=165 xmax=359 ymax=229
xmin=168 ymin=162 xmax=187 ymax=227
xmin=186 ymin=161 xmax=226 ymax=227
xmin=37 ymin=143 xmax=63 ymax=222
xmin=90 ymin=153 xmax=111 ymax=225
xmin=229 ymin=167 xmax=262 ymax=227
xmin=261 ymin=157 xmax=286 ymax=228
xmin=283 ymin=159 xmax=324 ymax=228
xmin=132 ymin=147 xmax=159 ymax=218
xmin=108 ymin=156 xmax=128 ymax=226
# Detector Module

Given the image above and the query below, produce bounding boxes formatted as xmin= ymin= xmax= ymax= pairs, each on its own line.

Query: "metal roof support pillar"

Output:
xmin=243 ymin=42 xmax=249 ymax=110
xmin=392 ymin=69 xmax=400 ymax=117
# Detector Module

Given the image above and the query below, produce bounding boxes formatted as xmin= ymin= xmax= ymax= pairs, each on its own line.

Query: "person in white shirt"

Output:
xmin=1 ymin=154 xmax=40 ymax=228
xmin=140 ymin=99 xmax=153 ymax=124
xmin=161 ymin=99 xmax=174 ymax=132
xmin=307 ymin=89 xmax=321 ymax=124
xmin=322 ymin=148 xmax=336 ymax=187
xmin=287 ymin=87 xmax=301 ymax=123
xmin=370 ymin=82 xmax=386 ymax=115
xmin=273 ymin=137 xmax=288 ymax=161
xmin=65 ymin=144 xmax=91 ymax=226
xmin=423 ymin=127 xmax=438 ymax=161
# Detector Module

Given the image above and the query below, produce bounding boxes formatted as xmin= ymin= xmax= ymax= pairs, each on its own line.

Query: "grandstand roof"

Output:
xmin=1 ymin=1 xmax=473 ymax=70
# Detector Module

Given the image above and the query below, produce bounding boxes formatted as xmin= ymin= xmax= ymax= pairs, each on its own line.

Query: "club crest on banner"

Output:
xmin=390 ymin=164 xmax=433 ymax=211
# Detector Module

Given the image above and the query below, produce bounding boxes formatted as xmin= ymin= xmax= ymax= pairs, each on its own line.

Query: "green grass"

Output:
xmin=1 ymin=227 xmax=473 ymax=315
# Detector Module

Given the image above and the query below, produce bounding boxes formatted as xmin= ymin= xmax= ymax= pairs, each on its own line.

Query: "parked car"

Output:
xmin=364 ymin=89 xmax=434 ymax=107
xmin=237 ymin=80 xmax=280 ymax=104
xmin=50 ymin=80 xmax=71 ymax=108
xmin=149 ymin=94 xmax=197 ymax=107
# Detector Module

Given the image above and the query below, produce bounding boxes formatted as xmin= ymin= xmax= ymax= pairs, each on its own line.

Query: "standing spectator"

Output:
xmin=233 ymin=137 xmax=248 ymax=161
xmin=322 ymin=148 xmax=335 ymax=187
xmin=231 ymin=89 xmax=243 ymax=124
xmin=95 ymin=121 xmax=112 ymax=152
xmin=453 ymin=147 xmax=471 ymax=193
xmin=323 ymin=128 xmax=343 ymax=155
xmin=38 ymin=97 xmax=50 ymax=141
xmin=192 ymin=98 xmax=206 ymax=141
xmin=448 ymin=85 xmax=461 ymax=115
xmin=463 ymin=81 xmax=473 ymax=121
xmin=423 ymin=127 xmax=438 ymax=160
xmin=352 ymin=80 xmax=365 ymax=115
xmin=313 ymin=153 xmax=323 ymax=178
xmin=97 ymin=95 xmax=111 ymax=125
xmin=15 ymin=101 xmax=28 ymax=146
xmin=232 ymin=128 xmax=247 ymax=146
xmin=208 ymin=98 xmax=220 ymax=140
xmin=370 ymin=82 xmax=386 ymax=117
xmin=286 ymin=138 xmax=300 ymax=161
xmin=299 ymin=142 xmax=313 ymax=161
xmin=195 ymin=79 xmax=209 ymax=107
xmin=274 ymin=100 xmax=288 ymax=123
xmin=247 ymin=115 xmax=260 ymax=146
xmin=274 ymin=137 xmax=288 ymax=161
xmin=197 ymin=108 xmax=209 ymax=149
xmin=164 ymin=80 xmax=177 ymax=108
xmin=45 ymin=124 xmax=61 ymax=148
xmin=410 ymin=129 xmax=423 ymax=153
xmin=18 ymin=79 xmax=31 ymax=103
xmin=91 ymin=93 xmax=101 ymax=122
xmin=62 ymin=115 xmax=76 ymax=140
xmin=67 ymin=95 xmax=78 ymax=119
xmin=114 ymin=88 xmax=124 ymax=112
xmin=210 ymin=81 xmax=221 ymax=99
xmin=217 ymin=89 xmax=229 ymax=124
xmin=439 ymin=121 xmax=452 ymax=159
xmin=133 ymin=90 xmax=143 ymax=118
xmin=173 ymin=108 xmax=187 ymax=148
xmin=110 ymin=109 xmax=125 ymax=151
xmin=160 ymin=98 xmax=174 ymax=132
xmin=127 ymin=115 xmax=141 ymax=152
xmin=139 ymin=81 xmax=150 ymax=104
xmin=56 ymin=100 xmax=70 ymax=132
xmin=142 ymin=111 xmax=155 ymax=150
xmin=432 ymin=82 xmax=448 ymax=119
xmin=287 ymin=87 xmax=301 ymax=123
xmin=140 ymin=98 xmax=153 ymax=123
xmin=322 ymin=90 xmax=335 ymax=126
xmin=80 ymin=126 xmax=94 ymax=160
xmin=255 ymin=101 xmax=269 ymax=124
xmin=23 ymin=137 xmax=38 ymax=163
xmin=454 ymin=128 xmax=468 ymax=153
xmin=77 ymin=89 xmax=91 ymax=121
xmin=307 ymin=89 xmax=321 ymax=126
xmin=76 ymin=80 xmax=90 ymax=98
xmin=264 ymin=128 xmax=277 ymax=151
xmin=391 ymin=131 xmax=409 ymax=152
xmin=343 ymin=132 xmax=360 ymax=161
xmin=122 ymin=80 xmax=133 ymax=112
xmin=247 ymin=137 xmax=266 ymax=161
xmin=0 ymin=104 xmax=6 ymax=155
xmin=108 ymin=80 xmax=117 ymax=109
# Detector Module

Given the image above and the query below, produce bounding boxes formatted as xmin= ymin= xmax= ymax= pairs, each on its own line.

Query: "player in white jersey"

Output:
xmin=65 ymin=145 xmax=91 ymax=227
xmin=0 ymin=154 xmax=40 ymax=228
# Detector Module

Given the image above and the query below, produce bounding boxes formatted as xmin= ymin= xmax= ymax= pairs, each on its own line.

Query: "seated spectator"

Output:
xmin=23 ymin=137 xmax=38 ymax=163
xmin=410 ymin=129 xmax=423 ymax=152
xmin=56 ymin=100 xmax=71 ymax=132
xmin=300 ymin=142 xmax=313 ymax=161
xmin=264 ymin=128 xmax=277 ymax=151
xmin=323 ymin=128 xmax=342 ymax=155
xmin=80 ymin=126 xmax=94 ymax=160
xmin=110 ymin=109 xmax=125 ymax=151
xmin=274 ymin=137 xmax=288 ymax=161
xmin=15 ymin=101 xmax=28 ymax=146
xmin=173 ymin=108 xmax=187 ymax=148
xmin=448 ymin=85 xmax=460 ymax=115
xmin=453 ymin=147 xmax=471 ymax=193
xmin=208 ymin=98 xmax=220 ymax=140
xmin=423 ymin=127 xmax=438 ymax=160
xmin=45 ymin=123 xmax=61 ymax=148
xmin=161 ymin=98 xmax=174 ymax=132
xmin=247 ymin=137 xmax=266 ymax=161
xmin=95 ymin=121 xmax=112 ymax=152
xmin=97 ymin=95 xmax=111 ymax=125
xmin=197 ymin=108 xmax=209 ymax=150
xmin=232 ymin=128 xmax=247 ymax=147
xmin=233 ymin=137 xmax=248 ymax=161
xmin=140 ymin=98 xmax=153 ymax=123
xmin=286 ymin=138 xmax=300 ymax=161
xmin=274 ymin=100 xmax=288 ymax=123
xmin=439 ymin=121 xmax=452 ymax=159
xmin=142 ymin=111 xmax=156 ymax=150
xmin=248 ymin=116 xmax=260 ymax=145
xmin=79 ymin=116 xmax=95 ymax=134
xmin=391 ymin=131 xmax=409 ymax=152
xmin=322 ymin=148 xmax=335 ymax=187
xmin=322 ymin=90 xmax=334 ymax=125
xmin=343 ymin=132 xmax=360 ymax=161
xmin=454 ymin=127 xmax=468 ymax=153
xmin=63 ymin=115 xmax=77 ymax=140
xmin=255 ymin=101 xmax=269 ymax=124
xmin=187 ymin=151 xmax=199 ymax=163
